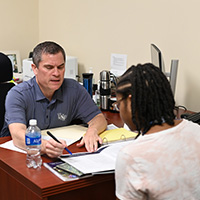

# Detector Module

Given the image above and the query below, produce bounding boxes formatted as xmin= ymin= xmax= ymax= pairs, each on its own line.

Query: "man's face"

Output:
xmin=32 ymin=52 xmax=65 ymax=99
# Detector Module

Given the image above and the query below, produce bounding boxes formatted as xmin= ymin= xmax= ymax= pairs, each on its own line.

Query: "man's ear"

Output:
xmin=31 ymin=64 xmax=38 ymax=75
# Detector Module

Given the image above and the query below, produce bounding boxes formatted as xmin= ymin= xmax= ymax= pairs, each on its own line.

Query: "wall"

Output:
xmin=38 ymin=0 xmax=200 ymax=111
xmin=0 ymin=0 xmax=39 ymax=61
xmin=1 ymin=0 xmax=200 ymax=112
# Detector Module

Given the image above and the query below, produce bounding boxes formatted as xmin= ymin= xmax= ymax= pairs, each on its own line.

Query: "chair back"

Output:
xmin=0 ymin=52 xmax=15 ymax=132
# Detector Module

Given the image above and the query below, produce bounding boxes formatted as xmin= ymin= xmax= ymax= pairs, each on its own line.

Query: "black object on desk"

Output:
xmin=181 ymin=112 xmax=200 ymax=125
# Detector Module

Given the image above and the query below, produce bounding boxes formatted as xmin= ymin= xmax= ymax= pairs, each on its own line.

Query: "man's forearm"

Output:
xmin=88 ymin=113 xmax=107 ymax=134
xmin=9 ymin=123 xmax=27 ymax=151
xmin=9 ymin=123 xmax=47 ymax=154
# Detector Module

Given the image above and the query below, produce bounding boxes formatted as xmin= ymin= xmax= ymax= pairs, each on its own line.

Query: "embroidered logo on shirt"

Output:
xmin=57 ymin=113 xmax=67 ymax=121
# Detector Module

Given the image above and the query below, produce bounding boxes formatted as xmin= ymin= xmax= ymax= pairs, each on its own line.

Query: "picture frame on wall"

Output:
xmin=2 ymin=50 xmax=22 ymax=73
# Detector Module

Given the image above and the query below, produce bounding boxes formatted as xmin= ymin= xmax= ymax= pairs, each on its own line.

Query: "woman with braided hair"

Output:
xmin=115 ymin=63 xmax=200 ymax=200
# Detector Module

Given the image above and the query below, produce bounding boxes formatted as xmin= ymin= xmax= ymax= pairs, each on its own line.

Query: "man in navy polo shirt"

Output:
xmin=1 ymin=41 xmax=107 ymax=158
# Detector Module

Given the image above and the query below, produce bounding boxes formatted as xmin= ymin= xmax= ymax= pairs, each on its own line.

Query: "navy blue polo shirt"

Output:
xmin=1 ymin=77 xmax=101 ymax=136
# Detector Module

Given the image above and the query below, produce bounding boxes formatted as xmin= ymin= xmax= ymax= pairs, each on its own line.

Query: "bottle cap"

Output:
xmin=29 ymin=119 xmax=37 ymax=126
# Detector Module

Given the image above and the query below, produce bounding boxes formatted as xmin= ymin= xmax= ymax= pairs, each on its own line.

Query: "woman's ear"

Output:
xmin=127 ymin=94 xmax=132 ymax=107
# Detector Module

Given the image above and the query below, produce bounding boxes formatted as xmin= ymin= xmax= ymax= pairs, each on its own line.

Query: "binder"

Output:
xmin=99 ymin=128 xmax=137 ymax=144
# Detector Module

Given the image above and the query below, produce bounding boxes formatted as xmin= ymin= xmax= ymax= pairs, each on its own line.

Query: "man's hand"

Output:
xmin=76 ymin=127 xmax=103 ymax=152
xmin=44 ymin=139 xmax=67 ymax=158
xmin=76 ymin=113 xmax=107 ymax=152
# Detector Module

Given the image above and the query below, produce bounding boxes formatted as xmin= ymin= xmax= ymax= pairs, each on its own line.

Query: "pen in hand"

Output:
xmin=46 ymin=131 xmax=72 ymax=155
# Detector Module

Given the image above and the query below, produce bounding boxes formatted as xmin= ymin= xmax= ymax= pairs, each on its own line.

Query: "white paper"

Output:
xmin=61 ymin=140 xmax=132 ymax=174
xmin=0 ymin=137 xmax=77 ymax=154
xmin=0 ymin=140 xmax=26 ymax=153
xmin=110 ymin=53 xmax=127 ymax=77
xmin=106 ymin=124 xmax=118 ymax=130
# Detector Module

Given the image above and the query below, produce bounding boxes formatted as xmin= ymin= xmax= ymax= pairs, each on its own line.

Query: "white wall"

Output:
xmin=1 ymin=0 xmax=200 ymax=111
xmin=38 ymin=0 xmax=200 ymax=111
xmin=0 ymin=0 xmax=39 ymax=60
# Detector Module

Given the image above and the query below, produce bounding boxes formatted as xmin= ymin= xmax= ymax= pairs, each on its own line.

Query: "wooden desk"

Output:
xmin=0 ymin=111 xmax=122 ymax=200
xmin=102 ymin=110 xmax=123 ymax=128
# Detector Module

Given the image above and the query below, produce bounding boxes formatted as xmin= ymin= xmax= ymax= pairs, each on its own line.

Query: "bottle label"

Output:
xmin=25 ymin=135 xmax=41 ymax=146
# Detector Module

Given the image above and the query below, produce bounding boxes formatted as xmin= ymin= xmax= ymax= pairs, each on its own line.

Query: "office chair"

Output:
xmin=0 ymin=52 xmax=15 ymax=132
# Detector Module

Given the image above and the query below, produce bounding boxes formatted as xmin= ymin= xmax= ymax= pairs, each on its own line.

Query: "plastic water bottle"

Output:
xmin=25 ymin=119 xmax=42 ymax=169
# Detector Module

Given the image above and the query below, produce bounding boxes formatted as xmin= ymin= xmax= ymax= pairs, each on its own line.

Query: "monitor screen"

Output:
xmin=150 ymin=44 xmax=178 ymax=95
xmin=151 ymin=44 xmax=165 ymax=73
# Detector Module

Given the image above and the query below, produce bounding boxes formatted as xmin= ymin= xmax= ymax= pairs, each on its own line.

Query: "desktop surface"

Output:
xmin=0 ymin=111 xmax=122 ymax=200
xmin=0 ymin=137 xmax=116 ymax=200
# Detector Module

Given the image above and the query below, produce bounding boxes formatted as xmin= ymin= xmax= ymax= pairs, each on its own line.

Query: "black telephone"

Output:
xmin=181 ymin=112 xmax=200 ymax=125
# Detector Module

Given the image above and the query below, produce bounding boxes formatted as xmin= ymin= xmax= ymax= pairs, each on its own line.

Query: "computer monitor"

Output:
xmin=150 ymin=44 xmax=179 ymax=96
xmin=151 ymin=44 xmax=165 ymax=73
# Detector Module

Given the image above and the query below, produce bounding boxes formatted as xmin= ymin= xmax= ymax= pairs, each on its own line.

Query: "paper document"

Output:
xmin=110 ymin=53 xmax=127 ymax=77
xmin=0 ymin=140 xmax=26 ymax=154
xmin=0 ymin=137 xmax=77 ymax=154
xmin=41 ymin=125 xmax=87 ymax=140
xmin=106 ymin=124 xmax=118 ymax=130
xmin=61 ymin=140 xmax=133 ymax=174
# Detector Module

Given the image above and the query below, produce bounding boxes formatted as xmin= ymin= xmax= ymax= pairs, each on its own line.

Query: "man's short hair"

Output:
xmin=32 ymin=41 xmax=66 ymax=67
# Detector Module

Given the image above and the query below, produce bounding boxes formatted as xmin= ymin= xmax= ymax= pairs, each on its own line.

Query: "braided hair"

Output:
xmin=116 ymin=63 xmax=175 ymax=136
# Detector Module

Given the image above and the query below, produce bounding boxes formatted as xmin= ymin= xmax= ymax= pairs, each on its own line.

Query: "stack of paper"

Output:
xmin=61 ymin=140 xmax=133 ymax=174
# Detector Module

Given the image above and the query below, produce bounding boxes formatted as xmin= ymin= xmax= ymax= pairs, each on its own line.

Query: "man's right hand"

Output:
xmin=43 ymin=139 xmax=67 ymax=158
